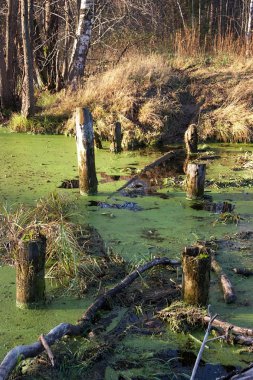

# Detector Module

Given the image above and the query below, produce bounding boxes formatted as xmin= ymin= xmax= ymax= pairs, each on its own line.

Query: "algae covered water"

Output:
xmin=0 ymin=128 xmax=253 ymax=372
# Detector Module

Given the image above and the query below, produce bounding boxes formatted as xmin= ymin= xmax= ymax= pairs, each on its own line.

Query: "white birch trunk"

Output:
xmin=246 ymin=0 xmax=253 ymax=56
xmin=69 ymin=0 xmax=94 ymax=87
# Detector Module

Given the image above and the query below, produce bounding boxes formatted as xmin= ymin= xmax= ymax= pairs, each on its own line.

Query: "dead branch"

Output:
xmin=203 ymin=316 xmax=253 ymax=337
xmin=190 ymin=306 xmax=220 ymax=380
xmin=221 ymin=363 xmax=253 ymax=379
xmin=0 ymin=257 xmax=180 ymax=380
xmin=211 ymin=256 xmax=236 ymax=303
xmin=233 ymin=268 xmax=253 ymax=276
xmin=39 ymin=335 xmax=54 ymax=367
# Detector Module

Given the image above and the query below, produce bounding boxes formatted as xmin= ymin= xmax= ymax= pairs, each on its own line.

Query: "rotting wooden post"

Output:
xmin=186 ymin=163 xmax=206 ymax=199
xmin=94 ymin=130 xmax=103 ymax=149
xmin=76 ymin=107 xmax=98 ymax=195
xmin=110 ymin=121 xmax=122 ymax=153
xmin=182 ymin=245 xmax=211 ymax=306
xmin=184 ymin=124 xmax=198 ymax=155
xmin=16 ymin=235 xmax=46 ymax=309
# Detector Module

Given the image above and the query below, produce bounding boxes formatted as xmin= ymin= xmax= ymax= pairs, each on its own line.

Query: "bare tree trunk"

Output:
xmin=62 ymin=0 xmax=71 ymax=81
xmin=246 ymin=0 xmax=253 ymax=56
xmin=0 ymin=35 xmax=10 ymax=109
xmin=21 ymin=0 xmax=35 ymax=118
xmin=5 ymin=0 xmax=18 ymax=108
xmin=68 ymin=0 xmax=94 ymax=87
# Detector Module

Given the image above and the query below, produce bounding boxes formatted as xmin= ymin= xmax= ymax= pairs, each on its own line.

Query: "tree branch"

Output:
xmin=0 ymin=257 xmax=180 ymax=380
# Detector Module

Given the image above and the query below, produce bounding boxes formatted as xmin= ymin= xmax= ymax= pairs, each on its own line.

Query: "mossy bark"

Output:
xmin=76 ymin=107 xmax=98 ymax=195
xmin=16 ymin=235 xmax=46 ymax=309
xmin=182 ymin=246 xmax=211 ymax=306
xmin=186 ymin=163 xmax=206 ymax=199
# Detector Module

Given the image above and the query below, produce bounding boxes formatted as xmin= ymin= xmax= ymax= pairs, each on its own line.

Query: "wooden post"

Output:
xmin=186 ymin=163 xmax=206 ymax=199
xmin=110 ymin=121 xmax=122 ymax=153
xmin=76 ymin=107 xmax=98 ymax=195
xmin=16 ymin=235 xmax=46 ymax=309
xmin=184 ymin=124 xmax=198 ymax=155
xmin=94 ymin=130 xmax=103 ymax=149
xmin=182 ymin=245 xmax=211 ymax=306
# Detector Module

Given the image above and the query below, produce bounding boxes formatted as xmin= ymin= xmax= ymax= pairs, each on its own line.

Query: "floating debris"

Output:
xmin=58 ymin=179 xmax=79 ymax=188
xmin=190 ymin=201 xmax=235 ymax=214
xmin=88 ymin=201 xmax=143 ymax=211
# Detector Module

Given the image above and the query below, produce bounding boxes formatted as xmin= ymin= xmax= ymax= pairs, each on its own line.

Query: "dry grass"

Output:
xmin=187 ymin=58 xmax=253 ymax=143
xmin=0 ymin=194 xmax=126 ymax=291
xmin=44 ymin=54 xmax=187 ymax=146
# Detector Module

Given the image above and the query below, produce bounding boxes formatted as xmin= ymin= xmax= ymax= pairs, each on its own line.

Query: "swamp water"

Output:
xmin=0 ymin=128 xmax=253 ymax=378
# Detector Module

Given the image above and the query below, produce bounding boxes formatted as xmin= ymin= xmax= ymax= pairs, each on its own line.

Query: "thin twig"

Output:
xmin=39 ymin=335 xmax=54 ymax=367
xmin=190 ymin=305 xmax=218 ymax=380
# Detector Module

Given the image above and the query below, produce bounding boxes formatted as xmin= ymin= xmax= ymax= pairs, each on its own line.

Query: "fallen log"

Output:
xmin=115 ymin=150 xmax=180 ymax=194
xmin=233 ymin=268 xmax=253 ymax=276
xmin=219 ymin=363 xmax=253 ymax=380
xmin=0 ymin=257 xmax=180 ymax=380
xmin=203 ymin=316 xmax=253 ymax=337
xmin=211 ymin=257 xmax=236 ymax=303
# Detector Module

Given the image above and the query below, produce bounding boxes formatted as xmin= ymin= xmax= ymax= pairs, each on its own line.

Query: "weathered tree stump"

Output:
xmin=94 ymin=130 xmax=103 ymax=149
xmin=16 ymin=235 xmax=46 ymax=309
xmin=110 ymin=121 xmax=122 ymax=153
xmin=182 ymin=245 xmax=211 ymax=306
xmin=184 ymin=124 xmax=198 ymax=155
xmin=186 ymin=163 xmax=206 ymax=199
xmin=76 ymin=107 xmax=98 ymax=195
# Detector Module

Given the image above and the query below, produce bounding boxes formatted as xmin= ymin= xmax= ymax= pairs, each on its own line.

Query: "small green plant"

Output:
xmin=213 ymin=212 xmax=241 ymax=226
xmin=9 ymin=113 xmax=67 ymax=134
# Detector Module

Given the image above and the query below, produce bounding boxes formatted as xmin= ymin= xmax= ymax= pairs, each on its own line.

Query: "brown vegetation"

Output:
xmin=47 ymin=54 xmax=189 ymax=146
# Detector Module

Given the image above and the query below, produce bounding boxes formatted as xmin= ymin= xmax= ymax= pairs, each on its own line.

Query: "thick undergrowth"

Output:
xmin=6 ymin=53 xmax=253 ymax=146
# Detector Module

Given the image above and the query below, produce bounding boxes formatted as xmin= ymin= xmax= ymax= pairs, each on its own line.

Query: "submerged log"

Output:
xmin=182 ymin=245 xmax=211 ymax=306
xmin=110 ymin=122 xmax=122 ymax=153
xmin=211 ymin=257 xmax=236 ymax=304
xmin=0 ymin=257 xmax=180 ymax=380
xmin=186 ymin=163 xmax=206 ymax=199
xmin=184 ymin=124 xmax=198 ymax=155
xmin=75 ymin=107 xmax=98 ymax=195
xmin=116 ymin=150 xmax=178 ymax=195
xmin=203 ymin=315 xmax=253 ymax=337
xmin=224 ymin=364 xmax=253 ymax=380
xmin=16 ymin=235 xmax=46 ymax=309
xmin=233 ymin=268 xmax=253 ymax=276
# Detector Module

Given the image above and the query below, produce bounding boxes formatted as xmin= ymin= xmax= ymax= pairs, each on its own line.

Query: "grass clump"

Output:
xmin=0 ymin=193 xmax=126 ymax=291
xmin=158 ymin=301 xmax=205 ymax=332
xmin=9 ymin=113 xmax=67 ymax=134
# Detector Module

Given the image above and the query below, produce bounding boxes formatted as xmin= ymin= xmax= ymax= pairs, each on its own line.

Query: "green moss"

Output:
xmin=0 ymin=266 xmax=92 ymax=361
xmin=0 ymin=133 xmax=253 ymax=369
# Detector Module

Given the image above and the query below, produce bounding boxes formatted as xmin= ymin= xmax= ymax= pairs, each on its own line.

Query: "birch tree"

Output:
xmin=246 ymin=0 xmax=253 ymax=56
xmin=68 ymin=0 xmax=94 ymax=87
